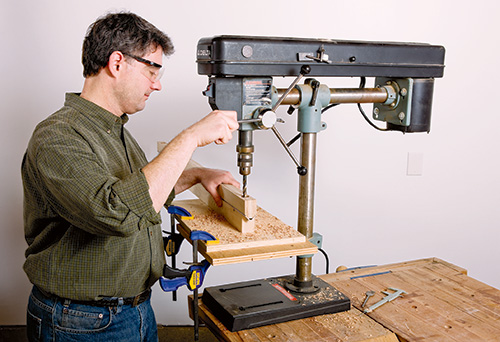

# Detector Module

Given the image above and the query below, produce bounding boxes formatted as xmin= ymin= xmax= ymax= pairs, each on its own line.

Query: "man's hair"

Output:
xmin=82 ymin=12 xmax=174 ymax=77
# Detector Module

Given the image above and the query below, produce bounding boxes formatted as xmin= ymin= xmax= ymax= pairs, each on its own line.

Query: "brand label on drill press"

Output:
xmin=271 ymin=283 xmax=297 ymax=301
xmin=243 ymin=78 xmax=272 ymax=106
xmin=197 ymin=49 xmax=211 ymax=58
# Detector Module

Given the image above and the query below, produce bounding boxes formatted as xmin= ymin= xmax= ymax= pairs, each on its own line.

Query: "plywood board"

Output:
xmin=173 ymin=199 xmax=317 ymax=265
xmin=178 ymin=228 xmax=316 ymax=266
xmin=174 ymin=199 xmax=306 ymax=252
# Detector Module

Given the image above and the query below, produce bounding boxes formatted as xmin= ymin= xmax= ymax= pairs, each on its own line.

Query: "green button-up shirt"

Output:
xmin=22 ymin=93 xmax=173 ymax=301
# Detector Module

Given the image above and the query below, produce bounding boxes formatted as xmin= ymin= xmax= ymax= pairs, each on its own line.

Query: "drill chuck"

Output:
xmin=237 ymin=130 xmax=254 ymax=177
xmin=236 ymin=145 xmax=254 ymax=176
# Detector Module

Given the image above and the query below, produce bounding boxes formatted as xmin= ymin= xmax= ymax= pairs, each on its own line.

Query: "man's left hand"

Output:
xmin=197 ymin=168 xmax=240 ymax=207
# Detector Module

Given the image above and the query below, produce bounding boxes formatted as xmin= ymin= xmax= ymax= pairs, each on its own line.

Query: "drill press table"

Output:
xmin=191 ymin=258 xmax=500 ymax=342
xmin=172 ymin=199 xmax=317 ymax=265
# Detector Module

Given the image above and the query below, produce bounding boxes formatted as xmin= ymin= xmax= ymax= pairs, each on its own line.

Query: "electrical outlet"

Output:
xmin=407 ymin=152 xmax=424 ymax=176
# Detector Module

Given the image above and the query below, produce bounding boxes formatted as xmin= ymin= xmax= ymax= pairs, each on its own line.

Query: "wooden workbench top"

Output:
xmin=195 ymin=258 xmax=500 ymax=342
xmin=322 ymin=258 xmax=500 ymax=341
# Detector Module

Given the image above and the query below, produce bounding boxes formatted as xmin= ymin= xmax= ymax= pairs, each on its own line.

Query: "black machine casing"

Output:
xmin=203 ymin=275 xmax=350 ymax=332
xmin=197 ymin=35 xmax=445 ymax=78
xmin=197 ymin=36 xmax=445 ymax=133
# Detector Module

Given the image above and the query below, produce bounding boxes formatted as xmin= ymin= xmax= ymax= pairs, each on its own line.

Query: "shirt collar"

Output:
xmin=64 ymin=93 xmax=129 ymax=131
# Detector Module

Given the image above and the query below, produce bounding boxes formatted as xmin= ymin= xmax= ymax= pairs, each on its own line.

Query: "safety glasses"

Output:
xmin=123 ymin=52 xmax=164 ymax=82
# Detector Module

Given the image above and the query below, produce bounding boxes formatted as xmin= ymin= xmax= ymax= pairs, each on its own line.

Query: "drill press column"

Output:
xmin=295 ymin=133 xmax=317 ymax=288
xmin=285 ymin=80 xmax=329 ymax=293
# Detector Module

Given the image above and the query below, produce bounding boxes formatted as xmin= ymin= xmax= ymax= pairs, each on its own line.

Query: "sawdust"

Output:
xmin=313 ymin=310 xmax=379 ymax=338
xmin=307 ymin=288 xmax=346 ymax=303
xmin=174 ymin=199 xmax=305 ymax=245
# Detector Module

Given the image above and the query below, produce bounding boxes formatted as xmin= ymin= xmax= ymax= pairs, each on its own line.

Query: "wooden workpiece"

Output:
xmin=195 ymin=258 xmax=500 ymax=341
xmin=184 ymin=159 xmax=257 ymax=234
xmin=173 ymin=199 xmax=317 ymax=266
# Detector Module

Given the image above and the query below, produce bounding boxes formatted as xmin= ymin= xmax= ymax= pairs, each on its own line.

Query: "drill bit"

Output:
xmin=242 ymin=175 xmax=248 ymax=197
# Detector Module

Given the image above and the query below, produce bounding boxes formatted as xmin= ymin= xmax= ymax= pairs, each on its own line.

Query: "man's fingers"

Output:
xmin=200 ymin=168 xmax=240 ymax=206
xmin=216 ymin=110 xmax=238 ymax=131
xmin=206 ymin=187 xmax=223 ymax=207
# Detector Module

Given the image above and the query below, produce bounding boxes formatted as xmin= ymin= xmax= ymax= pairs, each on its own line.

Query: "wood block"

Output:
xmin=173 ymin=199 xmax=317 ymax=266
xmin=186 ymin=159 xmax=256 ymax=233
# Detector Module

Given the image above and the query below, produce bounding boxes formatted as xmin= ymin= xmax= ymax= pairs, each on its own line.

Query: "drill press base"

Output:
xmin=202 ymin=275 xmax=350 ymax=332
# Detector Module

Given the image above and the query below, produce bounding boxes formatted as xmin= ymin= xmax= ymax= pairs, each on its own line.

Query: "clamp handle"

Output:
xmin=159 ymin=230 xmax=217 ymax=292
xmin=160 ymin=260 xmax=211 ymax=292
xmin=167 ymin=205 xmax=193 ymax=220
xmin=190 ymin=230 xmax=218 ymax=243
xmin=162 ymin=231 xmax=184 ymax=257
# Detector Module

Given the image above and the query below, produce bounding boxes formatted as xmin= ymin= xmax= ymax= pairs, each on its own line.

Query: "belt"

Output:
xmin=36 ymin=287 xmax=151 ymax=307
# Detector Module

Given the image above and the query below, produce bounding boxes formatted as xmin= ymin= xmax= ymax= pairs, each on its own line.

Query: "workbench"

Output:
xmin=192 ymin=258 xmax=500 ymax=341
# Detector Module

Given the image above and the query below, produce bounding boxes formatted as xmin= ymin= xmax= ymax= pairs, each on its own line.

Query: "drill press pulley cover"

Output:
xmin=196 ymin=35 xmax=445 ymax=331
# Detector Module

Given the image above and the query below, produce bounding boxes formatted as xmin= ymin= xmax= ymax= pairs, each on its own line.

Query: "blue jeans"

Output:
xmin=26 ymin=286 xmax=158 ymax=342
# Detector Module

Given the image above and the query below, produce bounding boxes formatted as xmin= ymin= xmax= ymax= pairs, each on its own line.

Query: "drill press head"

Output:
xmin=202 ymin=76 xmax=276 ymax=186
xmin=197 ymin=35 xmax=445 ymax=182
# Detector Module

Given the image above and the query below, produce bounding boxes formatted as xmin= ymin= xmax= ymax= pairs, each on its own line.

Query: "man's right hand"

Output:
xmin=185 ymin=110 xmax=238 ymax=147
xmin=143 ymin=109 xmax=238 ymax=212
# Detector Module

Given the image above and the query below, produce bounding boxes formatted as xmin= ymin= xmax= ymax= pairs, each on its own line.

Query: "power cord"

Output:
xmin=318 ymin=247 xmax=330 ymax=274
xmin=322 ymin=77 xmax=390 ymax=132
xmin=321 ymin=102 xmax=340 ymax=114
xmin=357 ymin=77 xmax=388 ymax=132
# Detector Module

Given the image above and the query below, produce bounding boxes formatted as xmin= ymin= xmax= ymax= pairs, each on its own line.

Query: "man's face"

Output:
xmin=118 ymin=48 xmax=164 ymax=114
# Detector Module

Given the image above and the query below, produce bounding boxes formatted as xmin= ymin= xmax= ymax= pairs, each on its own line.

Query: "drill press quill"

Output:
xmin=196 ymin=36 xmax=445 ymax=331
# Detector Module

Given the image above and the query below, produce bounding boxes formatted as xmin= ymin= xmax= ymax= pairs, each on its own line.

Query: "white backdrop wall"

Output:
xmin=1 ymin=0 xmax=499 ymax=325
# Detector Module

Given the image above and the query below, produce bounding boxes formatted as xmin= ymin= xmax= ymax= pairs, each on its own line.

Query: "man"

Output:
xmin=22 ymin=12 xmax=239 ymax=341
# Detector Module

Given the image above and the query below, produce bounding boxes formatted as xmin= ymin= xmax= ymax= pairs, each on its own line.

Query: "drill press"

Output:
xmin=196 ymin=36 xmax=445 ymax=331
